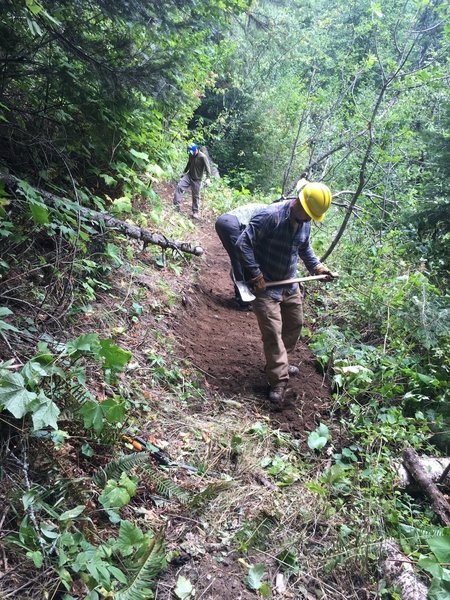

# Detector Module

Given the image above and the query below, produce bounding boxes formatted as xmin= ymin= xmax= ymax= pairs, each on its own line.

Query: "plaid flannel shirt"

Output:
xmin=235 ymin=200 xmax=320 ymax=300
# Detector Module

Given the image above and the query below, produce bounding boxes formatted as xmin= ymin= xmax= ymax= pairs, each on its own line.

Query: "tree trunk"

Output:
xmin=382 ymin=539 xmax=428 ymax=600
xmin=403 ymin=447 xmax=450 ymax=525
xmin=393 ymin=456 xmax=450 ymax=490
xmin=1 ymin=173 xmax=204 ymax=257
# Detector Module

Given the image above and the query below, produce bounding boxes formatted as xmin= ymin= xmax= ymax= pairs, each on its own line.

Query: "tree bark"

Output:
xmin=382 ymin=539 xmax=428 ymax=600
xmin=403 ymin=447 xmax=450 ymax=525
xmin=394 ymin=456 xmax=450 ymax=490
xmin=1 ymin=173 xmax=204 ymax=256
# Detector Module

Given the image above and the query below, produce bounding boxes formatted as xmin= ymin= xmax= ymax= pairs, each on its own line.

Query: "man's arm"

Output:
xmin=298 ymin=241 xmax=321 ymax=274
xmin=235 ymin=211 xmax=271 ymax=279
xmin=299 ymin=237 xmax=334 ymax=278
xmin=202 ymin=155 xmax=212 ymax=179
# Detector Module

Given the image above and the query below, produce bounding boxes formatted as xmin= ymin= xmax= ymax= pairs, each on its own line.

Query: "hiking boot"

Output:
xmin=288 ymin=365 xmax=299 ymax=377
xmin=268 ymin=382 xmax=287 ymax=403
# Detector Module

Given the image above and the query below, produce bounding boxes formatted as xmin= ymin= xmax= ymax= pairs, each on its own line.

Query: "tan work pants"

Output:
xmin=253 ymin=288 xmax=303 ymax=386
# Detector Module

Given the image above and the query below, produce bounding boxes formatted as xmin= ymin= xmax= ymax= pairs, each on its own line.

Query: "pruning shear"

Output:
xmin=122 ymin=434 xmax=199 ymax=474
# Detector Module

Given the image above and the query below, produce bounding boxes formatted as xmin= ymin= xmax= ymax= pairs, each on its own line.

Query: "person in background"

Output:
xmin=215 ymin=202 xmax=267 ymax=309
xmin=173 ymin=143 xmax=211 ymax=220
xmin=236 ymin=180 xmax=335 ymax=403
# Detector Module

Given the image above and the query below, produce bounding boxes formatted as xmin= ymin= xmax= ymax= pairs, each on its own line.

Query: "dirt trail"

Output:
xmin=171 ymin=204 xmax=332 ymax=437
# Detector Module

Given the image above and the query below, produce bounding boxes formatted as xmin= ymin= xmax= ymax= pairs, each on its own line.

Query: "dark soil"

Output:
xmin=170 ymin=196 xmax=333 ymax=438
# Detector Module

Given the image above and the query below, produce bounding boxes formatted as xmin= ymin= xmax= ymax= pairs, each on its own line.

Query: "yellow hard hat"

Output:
xmin=298 ymin=182 xmax=332 ymax=222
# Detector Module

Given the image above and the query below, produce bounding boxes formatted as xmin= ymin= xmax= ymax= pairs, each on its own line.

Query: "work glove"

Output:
xmin=314 ymin=264 xmax=336 ymax=281
xmin=204 ymin=178 xmax=211 ymax=186
xmin=251 ymin=273 xmax=266 ymax=294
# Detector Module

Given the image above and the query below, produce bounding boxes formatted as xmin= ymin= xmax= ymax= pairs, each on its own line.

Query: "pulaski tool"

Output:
xmin=236 ymin=272 xmax=339 ymax=303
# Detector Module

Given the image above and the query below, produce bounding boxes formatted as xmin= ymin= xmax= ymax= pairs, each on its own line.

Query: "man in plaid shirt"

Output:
xmin=236 ymin=180 xmax=335 ymax=403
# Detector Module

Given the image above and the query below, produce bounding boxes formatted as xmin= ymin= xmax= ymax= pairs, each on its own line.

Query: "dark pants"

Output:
xmin=215 ymin=214 xmax=245 ymax=295
xmin=173 ymin=174 xmax=202 ymax=214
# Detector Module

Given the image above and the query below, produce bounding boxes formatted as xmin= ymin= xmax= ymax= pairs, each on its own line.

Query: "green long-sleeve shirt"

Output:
xmin=183 ymin=151 xmax=211 ymax=181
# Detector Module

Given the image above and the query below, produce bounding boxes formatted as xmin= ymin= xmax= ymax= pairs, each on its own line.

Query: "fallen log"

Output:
xmin=393 ymin=456 xmax=450 ymax=490
xmin=403 ymin=447 xmax=450 ymax=525
xmin=1 ymin=173 xmax=204 ymax=257
xmin=382 ymin=539 xmax=428 ymax=600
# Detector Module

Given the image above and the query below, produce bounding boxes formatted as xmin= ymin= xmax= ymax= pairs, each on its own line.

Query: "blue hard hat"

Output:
xmin=188 ymin=143 xmax=198 ymax=155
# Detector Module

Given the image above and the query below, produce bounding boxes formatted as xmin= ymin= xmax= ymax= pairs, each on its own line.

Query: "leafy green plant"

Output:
xmin=115 ymin=533 xmax=166 ymax=600
xmin=99 ymin=473 xmax=138 ymax=511
xmin=0 ymin=333 xmax=131 ymax=434
xmin=246 ymin=564 xmax=271 ymax=597
xmin=260 ymin=455 xmax=301 ymax=486
xmin=307 ymin=423 xmax=331 ymax=451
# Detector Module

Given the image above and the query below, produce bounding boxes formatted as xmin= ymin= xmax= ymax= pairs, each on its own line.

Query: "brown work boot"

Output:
xmin=268 ymin=382 xmax=287 ymax=403
xmin=288 ymin=365 xmax=299 ymax=376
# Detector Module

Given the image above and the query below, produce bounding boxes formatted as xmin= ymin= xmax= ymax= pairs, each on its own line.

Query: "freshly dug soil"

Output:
xmin=171 ymin=203 xmax=332 ymax=437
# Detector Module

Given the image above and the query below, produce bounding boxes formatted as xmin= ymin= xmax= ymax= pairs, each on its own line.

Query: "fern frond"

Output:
xmin=115 ymin=533 xmax=166 ymax=600
xmin=189 ymin=480 xmax=233 ymax=509
xmin=92 ymin=452 xmax=152 ymax=487
xmin=399 ymin=523 xmax=447 ymax=544
xmin=143 ymin=465 xmax=190 ymax=503
xmin=69 ymin=381 xmax=95 ymax=405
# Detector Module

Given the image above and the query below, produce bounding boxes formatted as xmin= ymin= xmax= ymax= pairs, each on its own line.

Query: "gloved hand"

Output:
xmin=205 ymin=178 xmax=211 ymax=186
xmin=251 ymin=273 xmax=266 ymax=294
xmin=314 ymin=264 xmax=336 ymax=281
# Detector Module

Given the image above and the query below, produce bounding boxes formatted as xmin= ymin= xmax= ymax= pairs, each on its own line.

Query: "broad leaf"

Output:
xmin=0 ymin=372 xmax=37 ymax=418
xmin=30 ymin=201 xmax=49 ymax=224
xmin=80 ymin=401 xmax=104 ymax=433
xmin=59 ymin=505 xmax=86 ymax=521
xmin=31 ymin=393 xmax=60 ymax=430
xmin=246 ymin=563 xmax=266 ymax=590
xmin=99 ymin=485 xmax=130 ymax=509
xmin=115 ymin=520 xmax=144 ymax=556
xmin=174 ymin=575 xmax=194 ymax=599
xmin=66 ymin=333 xmax=100 ymax=356
xmin=307 ymin=423 xmax=330 ymax=450
xmin=99 ymin=339 xmax=131 ymax=372
xmin=427 ymin=536 xmax=450 ymax=563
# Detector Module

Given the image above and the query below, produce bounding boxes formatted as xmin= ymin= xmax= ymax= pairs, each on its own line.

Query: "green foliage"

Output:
xmin=99 ymin=473 xmax=138 ymax=510
xmin=92 ymin=453 xmax=153 ymax=488
xmin=260 ymin=455 xmax=301 ymax=487
xmin=115 ymin=533 xmax=166 ymax=600
xmin=307 ymin=423 xmax=331 ymax=451
xmin=399 ymin=525 xmax=450 ymax=597
xmin=0 ymin=0 xmax=249 ymax=195
xmin=6 ymin=481 xmax=165 ymax=596
xmin=144 ymin=465 xmax=190 ymax=504
xmin=246 ymin=563 xmax=267 ymax=592
xmin=0 ymin=333 xmax=130 ymax=433
xmin=174 ymin=576 xmax=195 ymax=600
xmin=235 ymin=513 xmax=278 ymax=552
